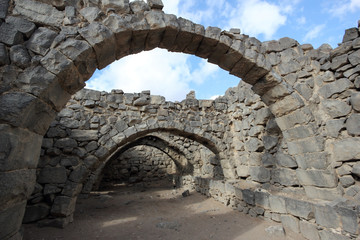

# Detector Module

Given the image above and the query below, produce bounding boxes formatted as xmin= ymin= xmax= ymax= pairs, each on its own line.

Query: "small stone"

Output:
xmin=26 ymin=27 xmax=57 ymax=56
xmin=346 ymin=114 xmax=360 ymax=136
xmin=9 ymin=44 xmax=31 ymax=68
xmin=352 ymin=163 xmax=360 ymax=177
xmin=0 ymin=43 xmax=9 ymax=65
xmin=182 ymin=190 xmax=190 ymax=197
xmin=339 ymin=175 xmax=355 ymax=188
xmin=265 ymin=226 xmax=285 ymax=237
xmin=343 ymin=27 xmax=359 ymax=43
xmin=350 ymin=93 xmax=360 ymax=111
xmin=147 ymin=0 xmax=164 ymax=10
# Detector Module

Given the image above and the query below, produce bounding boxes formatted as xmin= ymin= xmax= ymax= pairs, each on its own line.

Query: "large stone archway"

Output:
xmin=0 ymin=0 xmax=359 ymax=239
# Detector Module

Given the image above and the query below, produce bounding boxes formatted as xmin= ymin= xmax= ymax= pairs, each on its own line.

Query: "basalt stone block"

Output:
xmin=343 ymin=27 xmax=359 ymax=43
xmin=0 ymin=169 xmax=36 ymax=210
xmin=0 ymin=92 xmax=56 ymax=135
xmin=0 ymin=43 xmax=9 ymax=66
xmin=130 ymin=1 xmax=150 ymax=13
xmin=80 ymin=7 xmax=103 ymax=23
xmin=0 ymin=0 xmax=9 ymax=20
xmin=41 ymin=48 xmax=85 ymax=94
xmin=285 ymin=198 xmax=314 ymax=220
xmin=350 ymin=93 xmax=360 ymax=111
xmin=346 ymin=114 xmax=360 ymax=136
xmin=78 ymin=22 xmax=116 ymax=69
xmin=336 ymin=206 xmax=359 ymax=234
xmin=38 ymin=166 xmax=67 ymax=184
xmin=0 ymin=201 xmax=26 ymax=240
xmin=70 ymin=130 xmax=98 ymax=141
xmin=9 ymin=44 xmax=31 ymax=68
xmin=319 ymin=78 xmax=352 ymax=99
xmin=272 ymin=168 xmax=298 ymax=186
xmin=0 ymin=22 xmax=23 ymax=45
xmin=296 ymin=169 xmax=337 ymax=188
xmin=13 ymin=0 xmax=64 ymax=27
xmin=0 ymin=124 xmax=42 ymax=171
xmin=147 ymin=0 xmax=163 ymax=10
xmin=321 ymin=100 xmax=351 ymax=118
xmin=242 ymin=189 xmax=255 ymax=205
xmin=249 ymin=166 xmax=270 ymax=183
xmin=22 ymin=203 xmax=50 ymax=223
xmin=68 ymin=164 xmax=89 ymax=183
xmin=331 ymin=137 xmax=360 ymax=162
xmin=319 ymin=230 xmax=351 ymax=240
xmin=27 ymin=27 xmax=57 ymax=56
xmin=299 ymin=221 xmax=320 ymax=240
xmin=352 ymin=163 xmax=360 ymax=177
xmin=5 ymin=16 xmax=36 ymax=38
xmin=51 ymin=196 xmax=77 ymax=217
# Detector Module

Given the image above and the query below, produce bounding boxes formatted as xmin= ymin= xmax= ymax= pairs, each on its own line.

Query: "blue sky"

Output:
xmin=87 ymin=0 xmax=360 ymax=101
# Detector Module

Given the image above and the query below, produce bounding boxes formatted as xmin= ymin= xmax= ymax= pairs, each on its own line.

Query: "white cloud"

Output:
xmin=297 ymin=16 xmax=306 ymax=25
xmin=328 ymin=0 xmax=360 ymax=17
xmin=303 ymin=24 xmax=325 ymax=42
xmin=86 ymin=49 xmax=220 ymax=101
xmin=227 ymin=0 xmax=287 ymax=40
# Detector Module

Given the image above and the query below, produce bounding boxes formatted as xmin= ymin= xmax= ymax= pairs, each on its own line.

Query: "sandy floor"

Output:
xmin=23 ymin=183 xmax=305 ymax=240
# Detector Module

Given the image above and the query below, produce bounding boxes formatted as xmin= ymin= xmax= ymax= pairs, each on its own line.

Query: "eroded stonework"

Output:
xmin=0 ymin=0 xmax=359 ymax=239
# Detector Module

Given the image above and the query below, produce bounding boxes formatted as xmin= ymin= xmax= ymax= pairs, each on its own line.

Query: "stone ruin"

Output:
xmin=0 ymin=0 xmax=359 ymax=239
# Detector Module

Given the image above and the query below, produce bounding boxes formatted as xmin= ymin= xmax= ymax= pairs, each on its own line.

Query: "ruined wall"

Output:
xmin=0 ymin=0 xmax=359 ymax=239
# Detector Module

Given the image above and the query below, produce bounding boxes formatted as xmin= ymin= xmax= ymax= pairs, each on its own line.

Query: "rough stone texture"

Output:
xmin=346 ymin=114 xmax=360 ymax=135
xmin=0 ymin=1 xmax=359 ymax=239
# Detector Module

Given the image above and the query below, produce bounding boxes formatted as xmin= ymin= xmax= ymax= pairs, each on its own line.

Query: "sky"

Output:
xmin=86 ymin=0 xmax=360 ymax=101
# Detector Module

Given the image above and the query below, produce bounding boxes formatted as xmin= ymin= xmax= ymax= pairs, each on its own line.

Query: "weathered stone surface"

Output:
xmin=0 ymin=92 xmax=56 ymax=135
xmin=68 ymin=164 xmax=89 ymax=183
xmin=325 ymin=119 xmax=345 ymax=138
xmin=280 ymin=214 xmax=300 ymax=234
xmin=321 ymin=100 xmax=351 ymax=118
xmin=0 ymin=43 xmax=9 ymax=66
xmin=23 ymin=203 xmax=50 ymax=223
xmin=0 ymin=201 xmax=26 ymax=240
xmin=300 ymin=221 xmax=319 ymax=240
xmin=319 ymin=78 xmax=352 ymax=99
xmin=285 ymin=198 xmax=313 ymax=220
xmin=54 ymin=138 xmax=77 ymax=149
xmin=78 ymin=22 xmax=116 ymax=69
xmin=0 ymin=22 xmax=23 ymax=46
xmin=350 ymin=93 xmax=360 ymax=111
xmin=5 ymin=16 xmax=36 ymax=38
xmin=331 ymin=138 xmax=360 ymax=162
xmin=352 ymin=163 xmax=360 ymax=177
xmin=287 ymin=137 xmax=324 ymax=155
xmin=13 ymin=0 xmax=64 ymax=27
xmin=244 ymin=137 xmax=264 ymax=152
xmin=319 ymin=230 xmax=351 ymax=240
xmin=346 ymin=114 xmax=360 ymax=135
xmin=80 ymin=7 xmax=103 ymax=23
xmin=249 ymin=166 xmax=270 ymax=183
xmin=262 ymin=135 xmax=278 ymax=150
xmin=269 ymin=195 xmax=287 ymax=214
xmin=275 ymin=153 xmax=297 ymax=168
xmin=343 ymin=28 xmax=359 ymax=43
xmin=0 ymin=0 xmax=9 ymax=20
xmin=0 ymin=124 xmax=42 ymax=171
xmin=70 ymin=130 xmax=98 ymax=141
xmin=296 ymin=169 xmax=337 ymax=188
xmin=272 ymin=168 xmax=298 ymax=186
xmin=349 ymin=49 xmax=360 ymax=66
xmin=50 ymin=196 xmax=77 ymax=217
xmin=336 ymin=206 xmax=359 ymax=235
xmin=0 ymin=169 xmax=35 ymax=210
xmin=38 ymin=166 xmax=67 ymax=184
xmin=147 ymin=0 xmax=163 ymax=10
xmin=41 ymin=49 xmax=85 ymax=94
xmin=9 ymin=44 xmax=31 ymax=68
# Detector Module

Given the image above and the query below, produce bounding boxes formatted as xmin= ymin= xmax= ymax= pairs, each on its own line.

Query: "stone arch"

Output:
xmin=1 ymin=1 xmax=359 ymax=239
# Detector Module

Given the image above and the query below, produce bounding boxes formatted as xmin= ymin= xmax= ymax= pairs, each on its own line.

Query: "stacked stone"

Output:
xmin=0 ymin=0 xmax=359 ymax=239
xmin=101 ymin=145 xmax=176 ymax=185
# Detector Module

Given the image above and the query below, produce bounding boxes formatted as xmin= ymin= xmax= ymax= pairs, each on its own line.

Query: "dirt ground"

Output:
xmin=23 ymin=182 xmax=305 ymax=240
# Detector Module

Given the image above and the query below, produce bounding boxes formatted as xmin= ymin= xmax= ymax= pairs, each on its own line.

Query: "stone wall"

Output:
xmin=0 ymin=0 xmax=359 ymax=239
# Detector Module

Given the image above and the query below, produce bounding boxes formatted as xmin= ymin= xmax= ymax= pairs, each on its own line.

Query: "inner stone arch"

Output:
xmin=1 ymin=0 xmax=359 ymax=239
